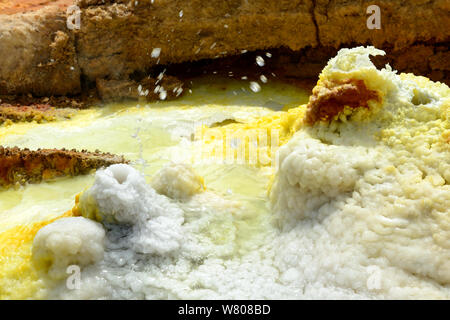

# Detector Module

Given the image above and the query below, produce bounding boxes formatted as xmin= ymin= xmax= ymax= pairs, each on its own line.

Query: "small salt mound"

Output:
xmin=273 ymin=133 xmax=376 ymax=221
xmin=43 ymin=164 xmax=242 ymax=299
xmin=79 ymin=164 xmax=185 ymax=255
xmin=152 ymin=163 xmax=205 ymax=200
xmin=32 ymin=217 xmax=105 ymax=279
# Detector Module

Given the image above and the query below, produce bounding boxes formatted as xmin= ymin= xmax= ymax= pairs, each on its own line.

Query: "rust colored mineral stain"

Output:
xmin=0 ymin=104 xmax=75 ymax=125
xmin=0 ymin=147 xmax=128 ymax=187
xmin=304 ymin=79 xmax=381 ymax=125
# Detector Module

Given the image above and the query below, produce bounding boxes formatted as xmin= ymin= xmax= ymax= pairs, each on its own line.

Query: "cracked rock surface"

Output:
xmin=0 ymin=0 xmax=448 ymax=97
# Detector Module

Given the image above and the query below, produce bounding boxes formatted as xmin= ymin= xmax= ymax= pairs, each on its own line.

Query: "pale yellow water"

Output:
xmin=0 ymin=76 xmax=309 ymax=233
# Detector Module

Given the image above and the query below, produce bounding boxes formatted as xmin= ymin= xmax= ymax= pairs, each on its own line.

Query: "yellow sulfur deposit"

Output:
xmin=0 ymin=210 xmax=74 ymax=300
xmin=196 ymin=105 xmax=306 ymax=167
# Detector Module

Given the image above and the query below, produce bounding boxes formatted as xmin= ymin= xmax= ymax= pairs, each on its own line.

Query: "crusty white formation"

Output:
xmin=37 ymin=47 xmax=449 ymax=299
xmin=79 ymin=163 xmax=186 ymax=255
xmin=151 ymin=163 xmax=204 ymax=200
xmin=271 ymin=47 xmax=450 ymax=294
xmin=32 ymin=217 xmax=105 ymax=279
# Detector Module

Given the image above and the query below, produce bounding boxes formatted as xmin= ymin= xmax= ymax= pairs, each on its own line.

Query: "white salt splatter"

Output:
xmin=151 ymin=48 xmax=161 ymax=58
xmin=249 ymin=82 xmax=261 ymax=92
xmin=256 ymin=56 xmax=265 ymax=67
xmin=159 ymin=88 xmax=167 ymax=100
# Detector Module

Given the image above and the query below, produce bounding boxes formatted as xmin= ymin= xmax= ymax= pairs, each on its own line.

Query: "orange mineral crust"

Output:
xmin=0 ymin=0 xmax=73 ymax=15
xmin=304 ymin=79 xmax=381 ymax=125
xmin=0 ymin=147 xmax=128 ymax=187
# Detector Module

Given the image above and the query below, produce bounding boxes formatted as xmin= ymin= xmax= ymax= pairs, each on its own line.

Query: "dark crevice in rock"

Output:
xmin=310 ymin=0 xmax=321 ymax=47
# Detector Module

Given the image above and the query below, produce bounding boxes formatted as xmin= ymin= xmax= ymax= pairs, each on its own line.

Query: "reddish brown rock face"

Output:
xmin=0 ymin=0 xmax=73 ymax=15
xmin=304 ymin=79 xmax=381 ymax=125
xmin=0 ymin=0 xmax=448 ymax=99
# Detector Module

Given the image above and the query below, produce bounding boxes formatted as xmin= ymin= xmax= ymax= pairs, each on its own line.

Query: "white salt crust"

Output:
xmin=36 ymin=47 xmax=449 ymax=299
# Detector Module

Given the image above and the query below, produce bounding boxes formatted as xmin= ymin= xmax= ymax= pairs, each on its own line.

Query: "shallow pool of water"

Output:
xmin=0 ymin=76 xmax=309 ymax=232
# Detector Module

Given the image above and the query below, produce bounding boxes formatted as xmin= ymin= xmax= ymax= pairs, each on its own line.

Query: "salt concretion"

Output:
xmin=271 ymin=46 xmax=450 ymax=295
xmin=43 ymin=164 xmax=242 ymax=299
xmin=32 ymin=217 xmax=105 ymax=279
xmin=151 ymin=163 xmax=205 ymax=200
xmin=29 ymin=47 xmax=450 ymax=299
